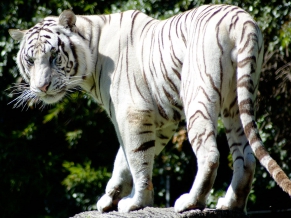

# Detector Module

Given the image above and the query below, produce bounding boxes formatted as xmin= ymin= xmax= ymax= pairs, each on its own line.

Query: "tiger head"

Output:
xmin=9 ymin=10 xmax=92 ymax=105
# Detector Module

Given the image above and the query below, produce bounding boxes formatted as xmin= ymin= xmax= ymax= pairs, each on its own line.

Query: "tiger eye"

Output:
xmin=27 ymin=57 xmax=34 ymax=65
xmin=51 ymin=52 xmax=57 ymax=58
xmin=50 ymin=49 xmax=58 ymax=64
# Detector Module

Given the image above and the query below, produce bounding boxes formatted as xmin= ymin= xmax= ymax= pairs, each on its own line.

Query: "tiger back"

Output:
xmin=9 ymin=4 xmax=291 ymax=213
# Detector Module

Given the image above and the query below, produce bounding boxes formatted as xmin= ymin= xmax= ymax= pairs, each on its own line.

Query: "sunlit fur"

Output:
xmin=10 ymin=4 xmax=291 ymax=214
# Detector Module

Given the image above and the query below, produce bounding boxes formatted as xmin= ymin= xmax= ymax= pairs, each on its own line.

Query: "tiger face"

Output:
xmin=9 ymin=10 xmax=90 ymax=105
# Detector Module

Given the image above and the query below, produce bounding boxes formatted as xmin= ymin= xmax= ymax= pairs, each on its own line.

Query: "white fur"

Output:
xmin=10 ymin=5 xmax=268 ymax=213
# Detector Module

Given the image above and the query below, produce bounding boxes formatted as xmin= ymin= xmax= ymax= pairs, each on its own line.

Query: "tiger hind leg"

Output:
xmin=217 ymin=94 xmax=256 ymax=211
xmin=174 ymin=100 xmax=220 ymax=212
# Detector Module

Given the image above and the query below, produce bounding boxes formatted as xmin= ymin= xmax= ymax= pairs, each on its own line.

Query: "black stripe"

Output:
xmin=244 ymin=121 xmax=257 ymax=139
xmin=125 ymin=37 xmax=134 ymax=101
xmin=237 ymin=74 xmax=251 ymax=84
xmin=240 ymin=20 xmax=257 ymax=43
xmin=156 ymin=100 xmax=168 ymax=120
xmin=42 ymin=28 xmax=53 ymax=33
xmin=205 ymin=131 xmax=215 ymax=143
xmin=28 ymin=38 xmax=37 ymax=45
xmin=98 ymin=65 xmax=103 ymax=104
xmin=67 ymin=39 xmax=78 ymax=76
xmin=158 ymin=44 xmax=179 ymax=94
xmin=229 ymin=96 xmax=238 ymax=111
xmin=190 ymin=134 xmax=198 ymax=145
xmin=215 ymin=10 xmax=231 ymax=54
xmin=163 ymin=87 xmax=183 ymax=110
xmin=195 ymin=129 xmax=206 ymax=153
xmin=143 ymin=123 xmax=153 ymax=126
xmin=199 ymin=9 xmax=222 ymax=102
xmin=171 ymin=67 xmax=181 ymax=80
xmin=238 ymin=33 xmax=258 ymax=54
xmin=120 ymin=12 xmax=123 ymax=26
xmin=41 ymin=35 xmax=51 ymax=39
xmin=99 ymin=15 xmax=106 ymax=22
xmin=230 ymin=143 xmax=241 ymax=149
xmin=44 ymin=40 xmax=53 ymax=46
xmin=225 ymin=128 xmax=231 ymax=134
xmin=188 ymin=110 xmax=209 ymax=130
xmin=180 ymin=25 xmax=187 ymax=46
xmin=160 ymin=18 xmax=169 ymax=48
xmin=130 ymin=11 xmax=140 ymax=45
xmin=77 ymin=32 xmax=86 ymax=40
xmin=198 ymin=101 xmax=212 ymax=120
xmin=108 ymin=98 xmax=112 ymax=117
xmin=175 ymin=13 xmax=183 ymax=38
xmin=173 ymin=109 xmax=181 ymax=121
xmin=27 ymin=31 xmax=40 ymax=41
xmin=139 ymin=131 xmax=153 ymax=135
xmin=243 ymin=142 xmax=249 ymax=153
xmin=237 ymin=80 xmax=254 ymax=93
xmin=133 ymin=140 xmax=155 ymax=153
xmin=134 ymin=74 xmax=150 ymax=103
xmin=158 ymin=134 xmax=169 ymax=140
xmin=170 ymin=45 xmax=183 ymax=66
xmin=239 ymin=99 xmax=254 ymax=115
xmin=234 ymin=156 xmax=244 ymax=162
xmin=140 ymin=19 xmax=155 ymax=38
xmin=80 ymin=16 xmax=94 ymax=47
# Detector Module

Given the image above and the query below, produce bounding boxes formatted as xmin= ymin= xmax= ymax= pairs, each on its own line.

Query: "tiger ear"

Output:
xmin=58 ymin=10 xmax=76 ymax=30
xmin=8 ymin=29 xmax=27 ymax=41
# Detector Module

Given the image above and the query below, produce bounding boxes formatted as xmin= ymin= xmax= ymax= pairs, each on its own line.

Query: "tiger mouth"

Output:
xmin=39 ymin=90 xmax=66 ymax=104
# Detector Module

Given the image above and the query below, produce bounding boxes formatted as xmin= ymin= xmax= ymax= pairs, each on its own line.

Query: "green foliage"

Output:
xmin=153 ymin=134 xmax=196 ymax=206
xmin=62 ymin=161 xmax=111 ymax=210
xmin=1 ymin=0 xmax=291 ymax=217
xmin=66 ymin=130 xmax=83 ymax=146
xmin=207 ymin=189 xmax=226 ymax=209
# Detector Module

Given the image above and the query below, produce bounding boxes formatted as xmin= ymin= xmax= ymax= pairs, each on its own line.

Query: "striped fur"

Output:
xmin=9 ymin=4 xmax=291 ymax=213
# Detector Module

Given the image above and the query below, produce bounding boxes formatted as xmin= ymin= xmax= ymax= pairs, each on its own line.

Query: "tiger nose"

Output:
xmin=38 ymin=82 xmax=50 ymax=92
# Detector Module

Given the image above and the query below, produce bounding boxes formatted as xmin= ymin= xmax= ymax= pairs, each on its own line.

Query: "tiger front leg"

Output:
xmin=97 ymin=147 xmax=132 ymax=212
xmin=116 ymin=108 xmax=156 ymax=212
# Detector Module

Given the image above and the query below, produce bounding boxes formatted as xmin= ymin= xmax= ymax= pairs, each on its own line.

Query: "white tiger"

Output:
xmin=9 ymin=4 xmax=291 ymax=213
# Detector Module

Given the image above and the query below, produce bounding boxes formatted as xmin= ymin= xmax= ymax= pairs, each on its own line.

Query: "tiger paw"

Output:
xmin=117 ymin=196 xmax=142 ymax=212
xmin=117 ymin=190 xmax=153 ymax=212
xmin=216 ymin=197 xmax=230 ymax=210
xmin=216 ymin=197 xmax=246 ymax=212
xmin=97 ymin=194 xmax=114 ymax=212
xmin=97 ymin=184 xmax=124 ymax=212
xmin=174 ymin=193 xmax=205 ymax=212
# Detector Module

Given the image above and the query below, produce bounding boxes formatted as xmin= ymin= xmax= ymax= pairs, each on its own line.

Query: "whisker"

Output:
xmin=5 ymin=82 xmax=29 ymax=90
xmin=9 ymin=89 xmax=38 ymax=110
xmin=66 ymin=79 xmax=84 ymax=86
xmin=39 ymin=103 xmax=47 ymax=111
xmin=8 ymin=90 xmax=30 ymax=105
xmin=8 ymin=72 xmax=91 ymax=110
